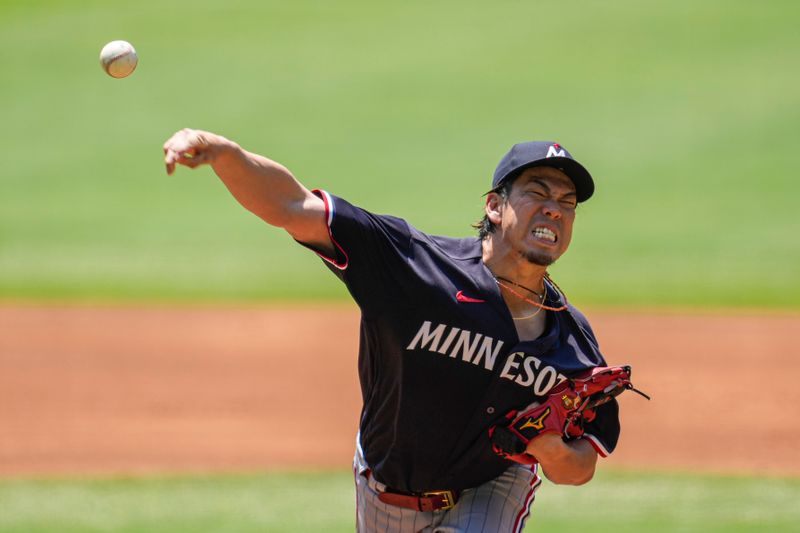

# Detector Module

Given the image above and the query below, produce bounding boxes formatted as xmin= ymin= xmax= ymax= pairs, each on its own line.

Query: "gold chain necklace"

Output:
xmin=494 ymin=276 xmax=544 ymax=320
xmin=510 ymin=305 xmax=543 ymax=321
xmin=494 ymin=274 xmax=569 ymax=313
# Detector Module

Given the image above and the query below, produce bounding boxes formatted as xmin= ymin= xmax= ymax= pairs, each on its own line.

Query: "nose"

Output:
xmin=542 ymin=201 xmax=562 ymax=220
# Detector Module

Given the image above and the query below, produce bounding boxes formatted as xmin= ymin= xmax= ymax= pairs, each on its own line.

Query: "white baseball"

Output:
xmin=99 ymin=40 xmax=138 ymax=78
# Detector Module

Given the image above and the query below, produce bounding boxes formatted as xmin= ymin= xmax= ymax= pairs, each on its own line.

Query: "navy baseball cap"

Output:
xmin=491 ymin=141 xmax=595 ymax=202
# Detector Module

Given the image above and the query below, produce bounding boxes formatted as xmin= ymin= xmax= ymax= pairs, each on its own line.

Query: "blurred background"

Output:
xmin=1 ymin=0 xmax=799 ymax=531
xmin=3 ymin=0 xmax=798 ymax=307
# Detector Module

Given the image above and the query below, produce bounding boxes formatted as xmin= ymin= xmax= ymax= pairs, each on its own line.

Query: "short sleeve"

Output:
xmin=298 ymin=190 xmax=414 ymax=314
xmin=580 ymin=399 xmax=621 ymax=458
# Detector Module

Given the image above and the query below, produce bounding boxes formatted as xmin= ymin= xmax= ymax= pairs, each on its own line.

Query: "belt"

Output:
xmin=365 ymin=469 xmax=460 ymax=512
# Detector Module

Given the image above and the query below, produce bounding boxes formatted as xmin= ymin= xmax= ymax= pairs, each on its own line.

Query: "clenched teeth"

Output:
xmin=532 ymin=227 xmax=557 ymax=242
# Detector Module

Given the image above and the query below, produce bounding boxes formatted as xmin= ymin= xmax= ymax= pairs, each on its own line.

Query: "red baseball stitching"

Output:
xmin=103 ymin=48 xmax=136 ymax=75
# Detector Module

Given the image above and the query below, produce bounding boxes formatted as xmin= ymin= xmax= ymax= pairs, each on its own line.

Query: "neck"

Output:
xmin=481 ymin=237 xmax=548 ymax=290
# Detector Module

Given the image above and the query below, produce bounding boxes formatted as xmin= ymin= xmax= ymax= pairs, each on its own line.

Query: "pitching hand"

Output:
xmin=163 ymin=128 xmax=220 ymax=175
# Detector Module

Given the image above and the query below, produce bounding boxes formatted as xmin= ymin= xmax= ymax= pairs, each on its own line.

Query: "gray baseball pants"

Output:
xmin=354 ymin=444 xmax=542 ymax=533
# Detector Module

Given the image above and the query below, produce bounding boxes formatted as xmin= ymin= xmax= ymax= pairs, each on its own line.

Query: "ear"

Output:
xmin=485 ymin=192 xmax=504 ymax=225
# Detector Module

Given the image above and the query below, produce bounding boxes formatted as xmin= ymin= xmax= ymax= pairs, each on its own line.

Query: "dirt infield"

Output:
xmin=1 ymin=305 xmax=798 ymax=477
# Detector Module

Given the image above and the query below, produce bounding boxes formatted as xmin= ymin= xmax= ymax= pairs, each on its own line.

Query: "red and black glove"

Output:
xmin=489 ymin=365 xmax=649 ymax=464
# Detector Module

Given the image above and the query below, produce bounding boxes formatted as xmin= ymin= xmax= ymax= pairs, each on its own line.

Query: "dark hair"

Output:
xmin=473 ymin=179 xmax=513 ymax=240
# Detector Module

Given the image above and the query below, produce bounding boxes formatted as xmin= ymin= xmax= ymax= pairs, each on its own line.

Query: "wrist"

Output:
xmin=527 ymin=435 xmax=597 ymax=485
xmin=525 ymin=432 xmax=570 ymax=463
xmin=206 ymin=132 xmax=238 ymax=159
xmin=202 ymin=133 xmax=242 ymax=169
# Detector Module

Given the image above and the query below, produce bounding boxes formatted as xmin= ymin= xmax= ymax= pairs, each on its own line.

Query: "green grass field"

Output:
xmin=1 ymin=469 xmax=798 ymax=533
xmin=1 ymin=0 xmax=799 ymax=307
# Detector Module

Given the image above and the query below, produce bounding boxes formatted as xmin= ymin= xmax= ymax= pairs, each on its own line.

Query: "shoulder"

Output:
xmin=544 ymin=283 xmax=606 ymax=367
xmin=319 ymin=190 xmax=413 ymax=242
xmin=566 ymin=303 xmax=595 ymax=332
xmin=321 ymin=191 xmax=407 ymax=227
xmin=413 ymin=233 xmax=483 ymax=261
xmin=319 ymin=190 xmax=484 ymax=263
xmin=545 ymin=278 xmax=597 ymax=338
xmin=564 ymin=301 xmax=601 ymax=346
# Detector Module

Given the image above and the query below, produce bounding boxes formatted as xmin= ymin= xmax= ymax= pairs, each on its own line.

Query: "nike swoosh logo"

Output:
xmin=456 ymin=290 xmax=485 ymax=303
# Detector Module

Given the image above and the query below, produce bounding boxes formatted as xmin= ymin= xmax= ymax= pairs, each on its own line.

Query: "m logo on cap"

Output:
xmin=546 ymin=144 xmax=566 ymax=158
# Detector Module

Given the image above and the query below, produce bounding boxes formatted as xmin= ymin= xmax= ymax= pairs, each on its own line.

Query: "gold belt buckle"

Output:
xmin=422 ymin=490 xmax=456 ymax=510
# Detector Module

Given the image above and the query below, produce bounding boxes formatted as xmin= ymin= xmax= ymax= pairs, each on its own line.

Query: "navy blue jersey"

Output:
xmin=302 ymin=191 xmax=620 ymax=492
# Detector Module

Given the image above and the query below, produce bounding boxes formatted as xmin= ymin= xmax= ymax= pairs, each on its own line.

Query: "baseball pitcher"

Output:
xmin=162 ymin=131 xmax=646 ymax=532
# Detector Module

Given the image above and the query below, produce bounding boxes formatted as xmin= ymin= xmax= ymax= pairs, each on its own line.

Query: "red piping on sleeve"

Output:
xmin=311 ymin=189 xmax=349 ymax=270
xmin=583 ymin=434 xmax=610 ymax=458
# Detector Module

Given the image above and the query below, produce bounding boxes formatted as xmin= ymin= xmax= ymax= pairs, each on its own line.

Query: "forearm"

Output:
xmin=164 ymin=129 xmax=329 ymax=249
xmin=201 ymin=134 xmax=314 ymax=229
xmin=526 ymin=434 xmax=597 ymax=485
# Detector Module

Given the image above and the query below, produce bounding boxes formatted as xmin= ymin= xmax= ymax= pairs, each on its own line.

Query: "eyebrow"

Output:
xmin=530 ymin=178 xmax=577 ymax=198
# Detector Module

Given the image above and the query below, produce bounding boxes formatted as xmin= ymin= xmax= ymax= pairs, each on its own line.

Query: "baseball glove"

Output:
xmin=489 ymin=365 xmax=649 ymax=464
